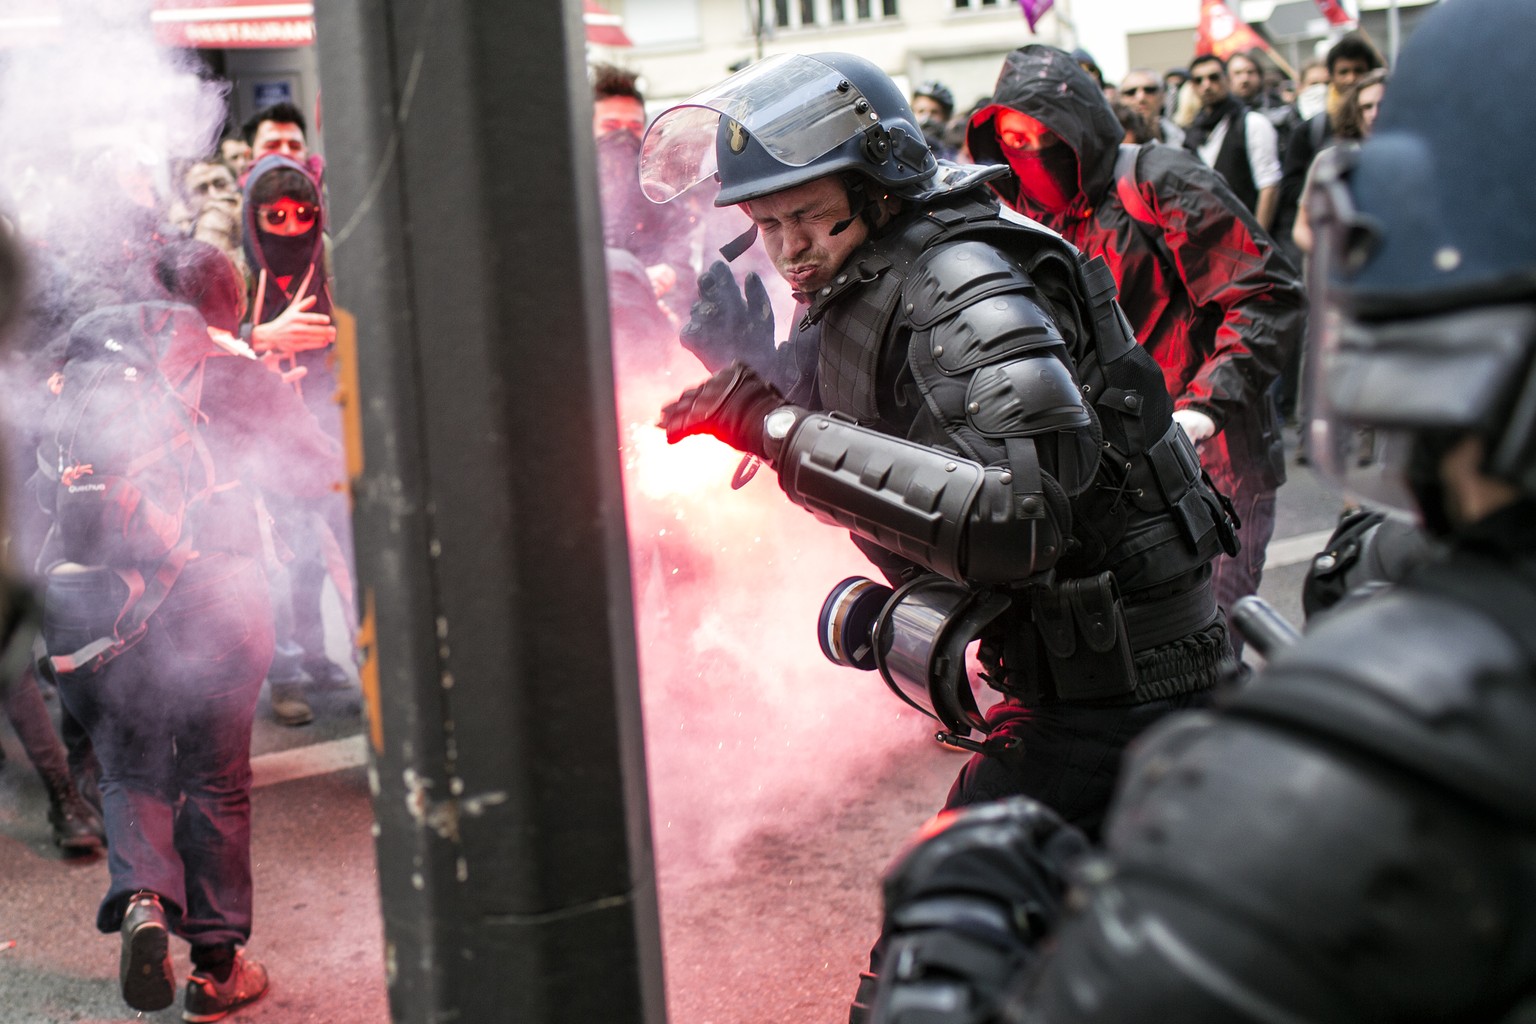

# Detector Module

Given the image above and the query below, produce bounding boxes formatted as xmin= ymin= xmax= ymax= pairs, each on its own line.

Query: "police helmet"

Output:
xmin=639 ymin=52 xmax=938 ymax=208
xmin=1306 ymin=0 xmax=1536 ymax=518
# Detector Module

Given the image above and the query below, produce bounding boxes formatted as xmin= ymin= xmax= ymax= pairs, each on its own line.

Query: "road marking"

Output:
xmin=252 ymin=734 xmax=368 ymax=789
xmin=1263 ymin=528 xmax=1335 ymax=571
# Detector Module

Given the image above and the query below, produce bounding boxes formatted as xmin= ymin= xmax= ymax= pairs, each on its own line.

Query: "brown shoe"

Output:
xmin=270 ymin=680 xmax=313 ymax=726
xmin=182 ymin=949 xmax=269 ymax=1022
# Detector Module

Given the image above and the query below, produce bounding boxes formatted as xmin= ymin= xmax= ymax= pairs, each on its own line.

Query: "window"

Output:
xmin=775 ymin=0 xmax=897 ymax=30
xmin=953 ymin=0 xmax=1001 ymax=8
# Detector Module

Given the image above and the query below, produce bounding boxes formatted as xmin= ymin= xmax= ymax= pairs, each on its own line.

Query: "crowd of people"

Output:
xmin=0 ymin=100 xmax=354 ymax=1020
xmin=0 ymin=4 xmax=1526 ymax=1021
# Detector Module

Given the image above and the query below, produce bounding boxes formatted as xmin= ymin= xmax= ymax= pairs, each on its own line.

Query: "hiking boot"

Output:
xmin=120 ymin=892 xmax=176 ymax=1012
xmin=270 ymin=679 xmax=313 ymax=727
xmin=182 ymin=950 xmax=269 ymax=1022
xmin=45 ymin=774 xmax=105 ymax=853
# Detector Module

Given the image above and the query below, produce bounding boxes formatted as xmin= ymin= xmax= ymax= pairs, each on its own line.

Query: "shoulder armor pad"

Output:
xmin=926 ymin=291 xmax=1066 ymax=376
xmin=965 ymin=350 xmax=1090 ymax=439
xmin=1234 ymin=588 xmax=1536 ymax=821
xmin=906 ymin=240 xmax=1035 ymax=331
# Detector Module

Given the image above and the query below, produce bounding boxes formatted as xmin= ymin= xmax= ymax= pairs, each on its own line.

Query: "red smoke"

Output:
xmin=610 ymin=344 xmax=936 ymax=870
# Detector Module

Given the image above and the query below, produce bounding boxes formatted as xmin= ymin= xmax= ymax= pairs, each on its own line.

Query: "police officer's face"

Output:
xmin=745 ymin=176 xmax=870 ymax=300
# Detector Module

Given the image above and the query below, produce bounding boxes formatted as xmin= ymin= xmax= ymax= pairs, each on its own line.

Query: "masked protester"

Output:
xmin=862 ymin=3 xmax=1536 ymax=1020
xmin=966 ymin=45 xmax=1304 ymax=657
xmin=639 ymin=52 xmax=1238 ymax=1017
xmin=241 ymin=154 xmax=353 ymax=726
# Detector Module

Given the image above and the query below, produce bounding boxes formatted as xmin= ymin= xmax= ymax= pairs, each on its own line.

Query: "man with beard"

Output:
xmin=966 ymin=45 xmax=1303 ymax=652
xmin=642 ymin=52 xmax=1235 ymax=847
xmin=1183 ymin=53 xmax=1283 ymax=231
xmin=858 ymin=3 xmax=1536 ymax=1020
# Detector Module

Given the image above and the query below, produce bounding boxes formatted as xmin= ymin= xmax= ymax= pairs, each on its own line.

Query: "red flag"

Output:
xmin=1018 ymin=0 xmax=1053 ymax=33
xmin=1312 ymin=0 xmax=1357 ymax=28
xmin=1195 ymin=0 xmax=1272 ymax=60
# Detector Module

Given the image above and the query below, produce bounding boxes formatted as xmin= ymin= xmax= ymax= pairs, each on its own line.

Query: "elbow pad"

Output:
xmin=777 ymin=414 xmax=1066 ymax=585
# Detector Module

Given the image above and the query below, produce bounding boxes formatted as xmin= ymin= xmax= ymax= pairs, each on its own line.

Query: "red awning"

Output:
xmin=584 ymin=0 xmax=632 ymax=48
xmin=0 ymin=0 xmax=315 ymax=49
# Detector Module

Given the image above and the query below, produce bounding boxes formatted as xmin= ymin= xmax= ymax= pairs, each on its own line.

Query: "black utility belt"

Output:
xmin=1004 ymin=571 xmax=1220 ymax=705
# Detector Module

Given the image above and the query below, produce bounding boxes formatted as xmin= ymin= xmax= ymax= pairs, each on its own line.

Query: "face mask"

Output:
xmin=1005 ymin=143 xmax=1079 ymax=213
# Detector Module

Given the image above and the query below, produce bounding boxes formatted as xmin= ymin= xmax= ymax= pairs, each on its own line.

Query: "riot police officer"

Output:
xmin=642 ymin=53 xmax=1236 ymax=842
xmin=861 ymin=1 xmax=1536 ymax=1019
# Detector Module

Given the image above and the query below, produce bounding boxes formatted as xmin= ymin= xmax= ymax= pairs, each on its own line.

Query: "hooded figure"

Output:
xmin=967 ymin=44 xmax=1305 ymax=646
xmin=241 ymin=153 xmax=335 ymax=411
xmin=239 ymin=154 xmax=352 ymax=723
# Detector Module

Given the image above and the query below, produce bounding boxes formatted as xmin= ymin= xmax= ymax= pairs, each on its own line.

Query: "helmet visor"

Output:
xmin=639 ymin=53 xmax=880 ymax=203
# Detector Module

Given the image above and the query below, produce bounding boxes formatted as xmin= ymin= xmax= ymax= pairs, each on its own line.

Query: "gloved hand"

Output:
xmin=660 ymin=361 xmax=785 ymax=460
xmin=1172 ymin=408 xmax=1217 ymax=444
xmin=680 ymin=260 xmax=776 ymax=373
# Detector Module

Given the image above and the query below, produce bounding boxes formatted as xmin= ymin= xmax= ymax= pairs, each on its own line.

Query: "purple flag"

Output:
xmin=1018 ymin=0 xmax=1054 ymax=32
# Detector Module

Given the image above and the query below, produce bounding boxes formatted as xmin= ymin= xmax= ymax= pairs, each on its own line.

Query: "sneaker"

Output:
xmin=182 ymin=950 xmax=269 ymax=1022
xmin=120 ymin=892 xmax=176 ymax=1012
xmin=269 ymin=679 xmax=314 ymax=727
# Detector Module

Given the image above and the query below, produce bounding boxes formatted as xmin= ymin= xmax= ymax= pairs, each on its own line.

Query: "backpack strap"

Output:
xmin=1113 ymin=143 xmax=1180 ymax=280
xmin=44 ymin=537 xmax=195 ymax=675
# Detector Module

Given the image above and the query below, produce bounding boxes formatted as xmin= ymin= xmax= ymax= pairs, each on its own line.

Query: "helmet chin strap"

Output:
xmin=718 ymin=223 xmax=758 ymax=262
xmin=829 ymin=180 xmax=871 ymax=237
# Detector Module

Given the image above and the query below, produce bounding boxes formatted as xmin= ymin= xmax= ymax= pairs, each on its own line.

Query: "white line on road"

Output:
xmin=1263 ymin=528 xmax=1335 ymax=571
xmin=252 ymin=734 xmax=368 ymax=789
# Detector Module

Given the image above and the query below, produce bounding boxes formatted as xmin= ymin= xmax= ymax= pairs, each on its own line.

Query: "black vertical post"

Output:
xmin=313 ymin=2 xmax=665 ymax=1021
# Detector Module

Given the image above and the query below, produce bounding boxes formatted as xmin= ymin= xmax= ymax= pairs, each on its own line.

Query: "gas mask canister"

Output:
xmin=818 ymin=575 xmax=1012 ymax=751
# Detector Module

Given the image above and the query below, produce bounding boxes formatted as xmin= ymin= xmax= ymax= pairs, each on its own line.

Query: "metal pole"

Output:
xmin=312 ymin=2 xmax=665 ymax=1022
xmin=1387 ymin=0 xmax=1401 ymax=65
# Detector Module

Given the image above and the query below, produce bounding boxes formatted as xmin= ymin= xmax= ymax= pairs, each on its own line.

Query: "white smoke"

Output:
xmin=0 ymin=1 xmax=230 ymax=572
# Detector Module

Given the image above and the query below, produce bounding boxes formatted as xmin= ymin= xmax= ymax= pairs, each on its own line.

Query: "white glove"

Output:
xmin=1172 ymin=408 xmax=1217 ymax=444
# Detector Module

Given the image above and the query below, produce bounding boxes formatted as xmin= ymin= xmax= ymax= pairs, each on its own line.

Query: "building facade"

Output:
xmin=592 ymin=0 xmax=1436 ymax=109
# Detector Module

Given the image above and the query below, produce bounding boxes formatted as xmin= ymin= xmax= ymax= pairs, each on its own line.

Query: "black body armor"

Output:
xmin=772 ymin=188 xmax=1236 ymax=704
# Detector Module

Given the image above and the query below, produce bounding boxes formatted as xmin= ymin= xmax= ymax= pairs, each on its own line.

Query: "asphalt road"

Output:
xmin=0 ymin=431 xmax=1344 ymax=1023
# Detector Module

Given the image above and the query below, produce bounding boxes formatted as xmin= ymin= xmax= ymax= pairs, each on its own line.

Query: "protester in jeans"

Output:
xmin=42 ymin=240 xmax=340 ymax=1019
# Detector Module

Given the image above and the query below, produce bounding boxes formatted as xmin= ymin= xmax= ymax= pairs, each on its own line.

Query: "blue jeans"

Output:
xmin=47 ymin=553 xmax=274 ymax=948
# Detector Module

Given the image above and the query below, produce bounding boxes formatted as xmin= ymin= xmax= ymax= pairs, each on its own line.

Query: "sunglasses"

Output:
xmin=257 ymin=204 xmax=318 ymax=228
xmin=1121 ymin=85 xmax=1162 ymax=96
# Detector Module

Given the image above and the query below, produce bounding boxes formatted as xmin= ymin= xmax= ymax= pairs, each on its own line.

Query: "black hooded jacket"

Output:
xmin=967 ymin=45 xmax=1304 ymax=487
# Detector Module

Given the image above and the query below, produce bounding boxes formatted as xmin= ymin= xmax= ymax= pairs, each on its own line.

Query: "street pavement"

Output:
xmin=0 ymin=435 xmax=1343 ymax=1023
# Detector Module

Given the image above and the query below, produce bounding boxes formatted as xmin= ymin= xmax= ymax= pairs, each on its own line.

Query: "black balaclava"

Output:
xmin=1004 ymin=144 xmax=1080 ymax=213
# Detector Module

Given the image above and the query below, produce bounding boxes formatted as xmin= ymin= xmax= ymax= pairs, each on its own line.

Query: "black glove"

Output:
xmin=679 ymin=260 xmax=775 ymax=373
xmin=659 ymin=361 xmax=785 ymax=460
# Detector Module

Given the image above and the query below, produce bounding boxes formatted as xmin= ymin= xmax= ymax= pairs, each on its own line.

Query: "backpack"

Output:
xmin=35 ymin=302 xmax=216 ymax=673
